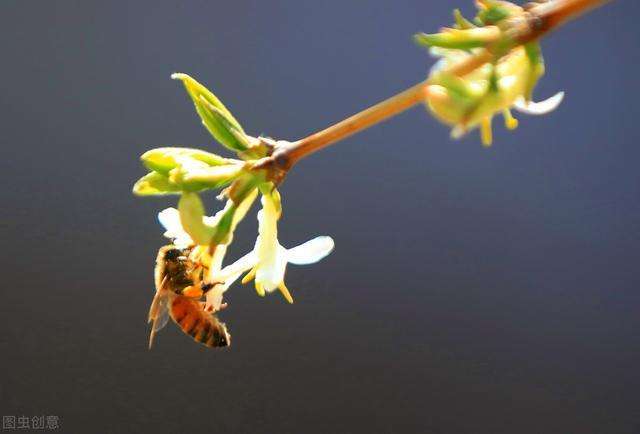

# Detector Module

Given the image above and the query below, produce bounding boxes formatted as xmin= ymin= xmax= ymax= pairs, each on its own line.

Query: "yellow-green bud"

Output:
xmin=141 ymin=147 xmax=235 ymax=175
xmin=415 ymin=26 xmax=501 ymax=50
xmin=132 ymin=172 xmax=181 ymax=196
xmin=172 ymin=73 xmax=249 ymax=152
xmin=169 ymin=163 xmax=245 ymax=191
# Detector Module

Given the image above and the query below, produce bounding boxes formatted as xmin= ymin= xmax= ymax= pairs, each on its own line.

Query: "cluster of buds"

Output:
xmin=415 ymin=0 xmax=565 ymax=146
xmin=134 ymin=74 xmax=335 ymax=312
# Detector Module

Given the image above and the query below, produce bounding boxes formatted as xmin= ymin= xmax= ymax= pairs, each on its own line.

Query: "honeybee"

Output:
xmin=148 ymin=245 xmax=231 ymax=349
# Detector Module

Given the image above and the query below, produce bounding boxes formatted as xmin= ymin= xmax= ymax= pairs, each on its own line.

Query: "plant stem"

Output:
xmin=265 ymin=0 xmax=613 ymax=173
xmin=285 ymin=80 xmax=430 ymax=163
xmin=532 ymin=0 xmax=614 ymax=31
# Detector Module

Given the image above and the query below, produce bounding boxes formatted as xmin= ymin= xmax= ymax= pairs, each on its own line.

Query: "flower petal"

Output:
xmin=256 ymin=244 xmax=288 ymax=292
xmin=205 ymin=287 xmax=225 ymax=312
xmin=252 ymin=192 xmax=284 ymax=292
xmin=205 ymin=269 xmax=244 ymax=312
xmin=158 ymin=207 xmax=181 ymax=235
xmin=218 ymin=250 xmax=258 ymax=278
xmin=450 ymin=125 xmax=467 ymax=140
xmin=206 ymin=247 xmax=254 ymax=312
xmin=286 ymin=236 xmax=335 ymax=265
xmin=157 ymin=208 xmax=193 ymax=248
xmin=513 ymin=92 xmax=565 ymax=115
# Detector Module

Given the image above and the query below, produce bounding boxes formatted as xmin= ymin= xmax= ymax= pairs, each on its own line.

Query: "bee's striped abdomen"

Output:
xmin=170 ymin=296 xmax=230 ymax=348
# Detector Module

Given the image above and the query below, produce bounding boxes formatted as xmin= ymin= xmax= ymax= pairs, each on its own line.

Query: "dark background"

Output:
xmin=1 ymin=1 xmax=638 ymax=433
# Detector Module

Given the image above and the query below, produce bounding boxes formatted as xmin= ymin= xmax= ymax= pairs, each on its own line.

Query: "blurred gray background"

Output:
xmin=1 ymin=1 xmax=638 ymax=433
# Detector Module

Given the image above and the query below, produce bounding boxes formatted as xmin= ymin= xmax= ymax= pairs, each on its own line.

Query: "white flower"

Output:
xmin=157 ymin=207 xmax=219 ymax=249
xmin=219 ymin=192 xmax=334 ymax=303
xmin=426 ymin=46 xmax=565 ymax=146
xmin=158 ymin=208 xmax=190 ymax=248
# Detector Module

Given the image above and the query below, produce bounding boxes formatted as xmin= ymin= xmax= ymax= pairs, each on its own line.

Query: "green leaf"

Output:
xmin=475 ymin=3 xmax=512 ymax=26
xmin=177 ymin=189 xmax=259 ymax=246
xmin=414 ymin=27 xmax=500 ymax=50
xmin=213 ymin=187 xmax=260 ymax=245
xmin=195 ymin=95 xmax=250 ymax=151
xmin=488 ymin=64 xmax=499 ymax=93
xmin=524 ymin=42 xmax=545 ymax=101
xmin=141 ymin=147 xmax=234 ymax=175
xmin=230 ymin=188 xmax=258 ymax=230
xmin=210 ymin=187 xmax=258 ymax=245
xmin=453 ymin=9 xmax=475 ymax=30
xmin=172 ymin=73 xmax=249 ymax=152
xmin=169 ymin=163 xmax=245 ymax=191
xmin=211 ymin=204 xmax=236 ymax=244
xmin=433 ymin=73 xmax=475 ymax=101
xmin=227 ymin=172 xmax=265 ymax=204
xmin=132 ymin=172 xmax=182 ymax=196
xmin=135 ymin=155 xmax=244 ymax=196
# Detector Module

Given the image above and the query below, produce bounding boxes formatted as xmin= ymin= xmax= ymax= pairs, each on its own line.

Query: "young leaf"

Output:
xmin=453 ymin=9 xmax=476 ymax=29
xmin=414 ymin=27 xmax=500 ymax=50
xmin=169 ymin=163 xmax=245 ymax=191
xmin=195 ymin=95 xmax=251 ymax=152
xmin=476 ymin=5 xmax=511 ymax=25
xmin=132 ymin=172 xmax=182 ymax=196
xmin=172 ymin=73 xmax=249 ymax=152
xmin=141 ymin=147 xmax=236 ymax=175
xmin=523 ymin=42 xmax=545 ymax=102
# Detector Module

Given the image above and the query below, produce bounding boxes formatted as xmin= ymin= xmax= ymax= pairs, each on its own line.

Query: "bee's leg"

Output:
xmin=199 ymin=301 xmax=228 ymax=313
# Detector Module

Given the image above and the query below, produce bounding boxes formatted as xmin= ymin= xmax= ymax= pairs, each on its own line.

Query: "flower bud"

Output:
xmin=475 ymin=1 xmax=520 ymax=26
xmin=415 ymin=26 xmax=501 ymax=50
xmin=141 ymin=147 xmax=233 ymax=175
xmin=169 ymin=163 xmax=245 ymax=191
xmin=132 ymin=172 xmax=181 ymax=196
xmin=423 ymin=40 xmax=560 ymax=146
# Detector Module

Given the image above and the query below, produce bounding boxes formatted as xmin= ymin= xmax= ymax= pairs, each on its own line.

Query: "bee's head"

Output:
xmin=163 ymin=248 xmax=182 ymax=262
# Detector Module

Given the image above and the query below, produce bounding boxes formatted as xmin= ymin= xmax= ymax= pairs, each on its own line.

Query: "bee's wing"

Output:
xmin=148 ymin=278 xmax=174 ymax=349
xmin=148 ymin=294 xmax=171 ymax=349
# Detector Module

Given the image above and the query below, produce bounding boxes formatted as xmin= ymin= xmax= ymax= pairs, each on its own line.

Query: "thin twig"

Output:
xmin=255 ymin=0 xmax=614 ymax=177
